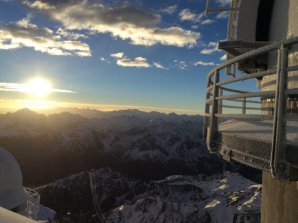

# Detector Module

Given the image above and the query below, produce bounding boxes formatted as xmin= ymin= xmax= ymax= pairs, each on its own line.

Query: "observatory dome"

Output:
xmin=0 ymin=147 xmax=27 ymax=210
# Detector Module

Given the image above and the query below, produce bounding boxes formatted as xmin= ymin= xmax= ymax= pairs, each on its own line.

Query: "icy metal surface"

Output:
xmin=219 ymin=120 xmax=298 ymax=145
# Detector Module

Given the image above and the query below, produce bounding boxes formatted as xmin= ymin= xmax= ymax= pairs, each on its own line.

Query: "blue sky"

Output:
xmin=0 ymin=0 xmax=232 ymax=114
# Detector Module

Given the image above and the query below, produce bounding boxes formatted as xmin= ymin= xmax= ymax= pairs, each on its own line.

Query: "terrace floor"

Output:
xmin=218 ymin=120 xmax=298 ymax=145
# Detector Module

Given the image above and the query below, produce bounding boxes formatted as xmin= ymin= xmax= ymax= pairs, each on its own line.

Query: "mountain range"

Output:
xmin=0 ymin=108 xmax=225 ymax=185
xmin=38 ymin=168 xmax=261 ymax=223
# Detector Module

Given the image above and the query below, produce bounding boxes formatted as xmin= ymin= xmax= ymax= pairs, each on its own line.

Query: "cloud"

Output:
xmin=161 ymin=5 xmax=177 ymax=14
xmin=25 ymin=1 xmax=200 ymax=48
xmin=200 ymin=41 xmax=221 ymax=54
xmin=216 ymin=11 xmax=229 ymax=19
xmin=111 ymin=52 xmax=124 ymax=58
xmin=99 ymin=57 xmax=110 ymax=63
xmin=0 ymin=82 xmax=76 ymax=94
xmin=179 ymin=9 xmax=204 ymax=23
xmin=27 ymin=0 xmax=55 ymax=10
xmin=216 ymin=0 xmax=232 ymax=6
xmin=56 ymin=28 xmax=87 ymax=40
xmin=220 ymin=54 xmax=227 ymax=61
xmin=0 ymin=18 xmax=91 ymax=56
xmin=194 ymin=61 xmax=215 ymax=66
xmin=117 ymin=56 xmax=150 ymax=68
xmin=174 ymin=60 xmax=188 ymax=70
xmin=201 ymin=19 xmax=215 ymax=25
xmin=110 ymin=52 xmax=166 ymax=69
xmin=153 ymin=62 xmax=167 ymax=69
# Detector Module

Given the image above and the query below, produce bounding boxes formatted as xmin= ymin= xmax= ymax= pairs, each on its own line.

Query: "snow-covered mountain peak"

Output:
xmin=38 ymin=169 xmax=261 ymax=223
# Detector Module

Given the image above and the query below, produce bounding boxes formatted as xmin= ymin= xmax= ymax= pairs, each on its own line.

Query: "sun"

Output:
xmin=24 ymin=77 xmax=53 ymax=98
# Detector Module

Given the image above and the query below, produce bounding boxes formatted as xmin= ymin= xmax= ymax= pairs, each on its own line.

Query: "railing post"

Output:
xmin=207 ymin=70 xmax=220 ymax=152
xmin=242 ymin=98 xmax=246 ymax=115
xmin=218 ymin=88 xmax=223 ymax=123
xmin=203 ymin=78 xmax=211 ymax=140
xmin=271 ymin=44 xmax=288 ymax=179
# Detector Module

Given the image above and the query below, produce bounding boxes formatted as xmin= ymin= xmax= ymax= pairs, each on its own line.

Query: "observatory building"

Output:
xmin=204 ymin=0 xmax=298 ymax=222
xmin=0 ymin=147 xmax=56 ymax=222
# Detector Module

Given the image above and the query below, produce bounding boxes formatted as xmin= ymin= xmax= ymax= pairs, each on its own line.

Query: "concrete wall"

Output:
xmin=261 ymin=171 xmax=298 ymax=223
xmin=256 ymin=2 xmax=298 ymax=223
xmin=261 ymin=0 xmax=298 ymax=92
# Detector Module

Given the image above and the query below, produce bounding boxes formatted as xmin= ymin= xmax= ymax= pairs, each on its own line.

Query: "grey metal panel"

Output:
xmin=216 ymin=133 xmax=298 ymax=180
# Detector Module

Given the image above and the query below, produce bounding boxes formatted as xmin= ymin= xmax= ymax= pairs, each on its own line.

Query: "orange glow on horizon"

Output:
xmin=0 ymin=98 xmax=202 ymax=115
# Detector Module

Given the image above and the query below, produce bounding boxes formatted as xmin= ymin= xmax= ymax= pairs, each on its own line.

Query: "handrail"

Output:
xmin=215 ymin=114 xmax=273 ymax=120
xmin=207 ymin=36 xmax=298 ymax=80
xmin=221 ymin=105 xmax=262 ymax=110
xmin=216 ymin=69 xmax=276 ymax=86
xmin=203 ymin=36 xmax=298 ymax=180
xmin=216 ymin=90 xmax=275 ymax=100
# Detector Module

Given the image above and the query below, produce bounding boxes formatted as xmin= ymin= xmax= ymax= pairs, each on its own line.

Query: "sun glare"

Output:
xmin=24 ymin=77 xmax=53 ymax=98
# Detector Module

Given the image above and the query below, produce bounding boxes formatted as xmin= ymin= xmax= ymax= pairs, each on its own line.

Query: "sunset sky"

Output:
xmin=0 ymin=0 xmax=232 ymax=114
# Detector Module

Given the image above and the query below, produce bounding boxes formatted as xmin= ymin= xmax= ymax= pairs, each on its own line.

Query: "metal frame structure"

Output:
xmin=23 ymin=188 xmax=40 ymax=220
xmin=203 ymin=37 xmax=298 ymax=181
xmin=205 ymin=0 xmax=232 ymax=17
xmin=205 ymin=0 xmax=242 ymax=76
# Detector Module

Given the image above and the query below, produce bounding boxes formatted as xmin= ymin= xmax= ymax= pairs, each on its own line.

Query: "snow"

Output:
xmin=38 ymin=168 xmax=261 ymax=223
xmin=105 ymin=171 xmax=260 ymax=223
xmin=157 ymin=172 xmax=261 ymax=223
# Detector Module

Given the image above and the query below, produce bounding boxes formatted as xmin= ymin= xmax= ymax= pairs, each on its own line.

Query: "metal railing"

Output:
xmin=205 ymin=0 xmax=241 ymax=76
xmin=21 ymin=188 xmax=40 ymax=220
xmin=203 ymin=36 xmax=298 ymax=179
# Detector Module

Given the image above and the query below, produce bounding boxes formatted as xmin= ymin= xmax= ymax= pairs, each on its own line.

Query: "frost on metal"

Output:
xmin=203 ymin=37 xmax=298 ymax=181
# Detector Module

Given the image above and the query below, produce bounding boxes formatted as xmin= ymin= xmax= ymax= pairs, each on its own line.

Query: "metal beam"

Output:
xmin=207 ymin=70 xmax=220 ymax=152
xmin=271 ymin=45 xmax=289 ymax=179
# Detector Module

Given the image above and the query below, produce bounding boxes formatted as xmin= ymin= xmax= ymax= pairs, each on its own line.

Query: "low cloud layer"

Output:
xmin=0 ymin=18 xmax=91 ymax=56
xmin=25 ymin=0 xmax=200 ymax=48
xmin=0 ymin=82 xmax=76 ymax=94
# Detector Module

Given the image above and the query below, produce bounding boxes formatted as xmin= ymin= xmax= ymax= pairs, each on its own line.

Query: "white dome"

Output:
xmin=0 ymin=147 xmax=28 ymax=209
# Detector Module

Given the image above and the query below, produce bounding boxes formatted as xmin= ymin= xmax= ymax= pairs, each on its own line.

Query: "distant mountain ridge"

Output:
xmin=0 ymin=108 xmax=223 ymax=185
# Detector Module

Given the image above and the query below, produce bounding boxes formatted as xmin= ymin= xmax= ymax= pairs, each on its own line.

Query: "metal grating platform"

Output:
xmin=215 ymin=120 xmax=298 ymax=181
xmin=203 ymin=37 xmax=298 ymax=181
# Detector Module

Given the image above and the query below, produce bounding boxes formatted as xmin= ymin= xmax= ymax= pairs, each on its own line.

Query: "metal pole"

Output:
xmin=203 ymin=77 xmax=211 ymax=140
xmin=207 ymin=70 xmax=220 ymax=152
xmin=242 ymin=97 xmax=246 ymax=115
xmin=205 ymin=0 xmax=211 ymax=17
xmin=218 ymin=88 xmax=223 ymax=123
xmin=271 ymin=45 xmax=288 ymax=179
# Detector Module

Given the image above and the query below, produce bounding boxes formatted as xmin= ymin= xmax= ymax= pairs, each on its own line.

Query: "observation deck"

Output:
xmin=203 ymin=37 xmax=298 ymax=181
